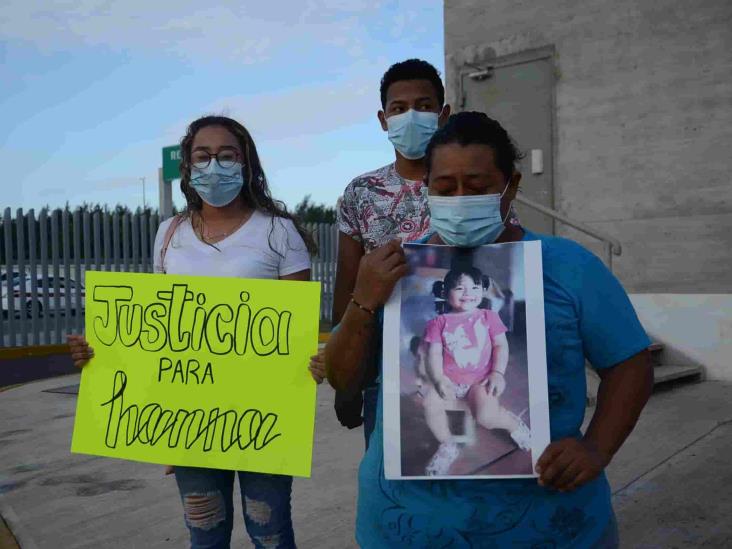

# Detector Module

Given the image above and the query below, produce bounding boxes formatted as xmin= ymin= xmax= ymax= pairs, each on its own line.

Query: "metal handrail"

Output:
xmin=515 ymin=195 xmax=622 ymax=270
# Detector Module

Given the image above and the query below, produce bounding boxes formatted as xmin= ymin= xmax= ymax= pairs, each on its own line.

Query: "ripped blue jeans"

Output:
xmin=174 ymin=466 xmax=295 ymax=549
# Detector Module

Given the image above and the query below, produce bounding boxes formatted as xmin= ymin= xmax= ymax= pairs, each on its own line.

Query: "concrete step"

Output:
xmin=648 ymin=341 xmax=703 ymax=385
xmin=649 ymin=342 xmax=664 ymax=367
xmin=653 ymin=363 xmax=703 ymax=385
xmin=586 ymin=343 xmax=702 ymax=406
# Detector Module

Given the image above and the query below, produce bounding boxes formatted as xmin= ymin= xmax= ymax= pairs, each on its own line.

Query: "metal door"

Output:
xmin=460 ymin=48 xmax=555 ymax=234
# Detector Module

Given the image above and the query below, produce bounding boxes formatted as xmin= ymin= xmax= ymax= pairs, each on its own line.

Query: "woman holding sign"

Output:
xmin=325 ymin=112 xmax=653 ymax=548
xmin=68 ymin=115 xmax=323 ymax=548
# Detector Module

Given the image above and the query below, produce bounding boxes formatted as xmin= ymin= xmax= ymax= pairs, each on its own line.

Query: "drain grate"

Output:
xmin=43 ymin=384 xmax=80 ymax=395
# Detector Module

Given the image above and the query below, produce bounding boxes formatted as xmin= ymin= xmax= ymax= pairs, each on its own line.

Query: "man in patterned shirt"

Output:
xmin=332 ymin=59 xmax=450 ymax=443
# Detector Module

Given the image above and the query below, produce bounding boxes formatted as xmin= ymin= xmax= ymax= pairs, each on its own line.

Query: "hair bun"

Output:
xmin=432 ymin=280 xmax=444 ymax=298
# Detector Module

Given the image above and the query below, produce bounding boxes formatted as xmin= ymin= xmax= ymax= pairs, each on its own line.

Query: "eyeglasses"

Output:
xmin=191 ymin=149 xmax=241 ymax=169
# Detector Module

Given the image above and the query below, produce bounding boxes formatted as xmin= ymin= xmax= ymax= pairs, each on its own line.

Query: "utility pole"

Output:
xmin=141 ymin=177 xmax=147 ymax=210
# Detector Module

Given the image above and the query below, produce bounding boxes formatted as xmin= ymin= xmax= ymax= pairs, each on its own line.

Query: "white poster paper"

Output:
xmin=383 ymin=241 xmax=550 ymax=479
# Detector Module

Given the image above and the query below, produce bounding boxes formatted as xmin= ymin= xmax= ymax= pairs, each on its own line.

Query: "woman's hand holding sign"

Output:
xmin=67 ymin=334 xmax=94 ymax=368
xmin=309 ymin=349 xmax=326 ymax=384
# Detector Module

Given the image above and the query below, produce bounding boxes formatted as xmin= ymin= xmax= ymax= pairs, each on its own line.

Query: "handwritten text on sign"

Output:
xmin=71 ymin=271 xmax=321 ymax=477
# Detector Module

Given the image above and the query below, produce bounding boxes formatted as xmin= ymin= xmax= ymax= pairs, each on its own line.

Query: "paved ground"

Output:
xmin=1 ymin=374 xmax=731 ymax=548
xmin=609 ymin=382 xmax=732 ymax=548
xmin=0 ymin=374 xmax=362 ymax=549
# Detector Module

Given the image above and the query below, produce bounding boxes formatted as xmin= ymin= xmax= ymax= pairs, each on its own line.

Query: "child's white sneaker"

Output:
xmin=425 ymin=441 xmax=460 ymax=476
xmin=508 ymin=412 xmax=532 ymax=451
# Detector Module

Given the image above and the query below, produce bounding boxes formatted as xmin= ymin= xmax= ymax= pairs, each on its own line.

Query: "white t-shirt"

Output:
xmin=153 ymin=210 xmax=311 ymax=279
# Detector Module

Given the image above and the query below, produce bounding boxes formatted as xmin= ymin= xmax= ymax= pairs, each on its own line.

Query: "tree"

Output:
xmin=294 ymin=195 xmax=336 ymax=224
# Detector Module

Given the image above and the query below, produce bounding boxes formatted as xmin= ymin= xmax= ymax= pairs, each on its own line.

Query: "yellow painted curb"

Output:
xmin=0 ymin=344 xmax=69 ymax=360
xmin=318 ymin=332 xmax=330 ymax=343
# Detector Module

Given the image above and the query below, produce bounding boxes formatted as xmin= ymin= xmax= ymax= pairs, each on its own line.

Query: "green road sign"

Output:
xmin=162 ymin=145 xmax=182 ymax=181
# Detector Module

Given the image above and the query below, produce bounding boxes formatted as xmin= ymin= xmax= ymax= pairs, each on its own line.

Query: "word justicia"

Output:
xmin=91 ymin=284 xmax=292 ymax=356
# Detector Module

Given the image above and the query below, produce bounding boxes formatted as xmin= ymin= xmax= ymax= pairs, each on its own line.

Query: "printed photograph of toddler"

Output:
xmin=383 ymin=241 xmax=550 ymax=479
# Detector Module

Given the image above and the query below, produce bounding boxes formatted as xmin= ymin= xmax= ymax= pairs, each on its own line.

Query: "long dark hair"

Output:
xmin=179 ymin=115 xmax=317 ymax=256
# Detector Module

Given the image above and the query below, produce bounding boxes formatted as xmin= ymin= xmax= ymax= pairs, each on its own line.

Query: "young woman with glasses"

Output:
xmin=68 ymin=115 xmax=325 ymax=548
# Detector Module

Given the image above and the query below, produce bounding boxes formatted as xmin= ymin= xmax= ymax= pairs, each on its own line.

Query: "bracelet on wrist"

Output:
xmin=350 ymin=295 xmax=376 ymax=316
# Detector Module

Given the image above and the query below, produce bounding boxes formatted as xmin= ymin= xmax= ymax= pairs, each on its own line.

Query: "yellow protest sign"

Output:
xmin=71 ymin=271 xmax=321 ymax=477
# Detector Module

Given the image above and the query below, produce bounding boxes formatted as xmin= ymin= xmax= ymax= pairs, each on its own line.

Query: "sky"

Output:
xmin=1 ymin=1 xmax=444 ymax=213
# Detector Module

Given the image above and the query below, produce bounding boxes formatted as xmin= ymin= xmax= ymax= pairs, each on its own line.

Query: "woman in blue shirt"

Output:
xmin=325 ymin=112 xmax=653 ymax=548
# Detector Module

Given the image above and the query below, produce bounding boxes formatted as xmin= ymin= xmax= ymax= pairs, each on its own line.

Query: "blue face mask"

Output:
xmin=190 ymin=162 xmax=245 ymax=207
xmin=428 ymin=186 xmax=511 ymax=247
xmin=386 ymin=109 xmax=439 ymax=160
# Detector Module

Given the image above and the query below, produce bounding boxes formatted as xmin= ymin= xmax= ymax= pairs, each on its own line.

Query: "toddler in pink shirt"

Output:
xmin=421 ymin=266 xmax=531 ymax=476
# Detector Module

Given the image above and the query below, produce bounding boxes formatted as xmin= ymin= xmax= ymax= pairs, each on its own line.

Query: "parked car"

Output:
xmin=0 ymin=270 xmax=27 ymax=286
xmin=1 ymin=270 xmax=29 ymax=319
xmin=1 ymin=274 xmax=85 ymax=319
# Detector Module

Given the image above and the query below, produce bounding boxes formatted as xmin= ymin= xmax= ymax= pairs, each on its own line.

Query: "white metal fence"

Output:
xmin=1 ymin=207 xmax=338 ymax=348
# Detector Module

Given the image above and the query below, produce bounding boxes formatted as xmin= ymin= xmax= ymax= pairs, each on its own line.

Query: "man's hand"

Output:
xmin=482 ymin=371 xmax=506 ymax=397
xmin=535 ymin=438 xmax=610 ymax=492
xmin=351 ymin=239 xmax=408 ymax=311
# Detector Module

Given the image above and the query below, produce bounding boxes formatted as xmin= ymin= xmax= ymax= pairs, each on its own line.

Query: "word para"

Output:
xmin=158 ymin=358 xmax=214 ymax=385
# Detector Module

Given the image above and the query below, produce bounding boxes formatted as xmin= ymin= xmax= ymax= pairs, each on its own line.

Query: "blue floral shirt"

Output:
xmin=355 ymin=230 xmax=650 ymax=548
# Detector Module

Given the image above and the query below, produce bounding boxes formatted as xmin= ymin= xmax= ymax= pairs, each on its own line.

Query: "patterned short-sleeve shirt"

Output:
xmin=337 ymin=162 xmax=522 ymax=252
xmin=337 ymin=163 xmax=431 ymax=251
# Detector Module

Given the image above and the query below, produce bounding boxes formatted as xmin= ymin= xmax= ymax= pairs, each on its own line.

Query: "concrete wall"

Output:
xmin=444 ymin=0 xmax=732 ymax=293
xmin=629 ymin=294 xmax=732 ymax=381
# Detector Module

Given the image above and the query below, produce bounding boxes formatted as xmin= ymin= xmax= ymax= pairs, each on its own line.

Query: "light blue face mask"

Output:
xmin=190 ymin=162 xmax=245 ymax=207
xmin=428 ymin=186 xmax=511 ymax=247
xmin=386 ymin=109 xmax=439 ymax=160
